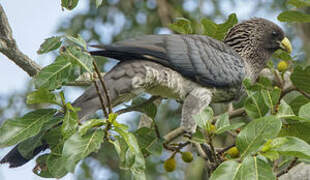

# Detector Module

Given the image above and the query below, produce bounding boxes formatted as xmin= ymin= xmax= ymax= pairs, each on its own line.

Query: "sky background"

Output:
xmin=0 ymin=0 xmax=293 ymax=179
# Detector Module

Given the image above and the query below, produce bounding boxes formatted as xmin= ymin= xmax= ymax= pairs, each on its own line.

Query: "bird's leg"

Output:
xmin=181 ymin=87 xmax=212 ymax=135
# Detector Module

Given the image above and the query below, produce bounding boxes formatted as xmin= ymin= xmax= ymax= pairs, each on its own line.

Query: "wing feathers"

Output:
xmin=90 ymin=34 xmax=245 ymax=88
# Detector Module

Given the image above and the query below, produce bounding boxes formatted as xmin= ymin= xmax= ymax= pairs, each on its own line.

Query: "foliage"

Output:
xmin=278 ymin=0 xmax=310 ymax=22
xmin=1 ymin=0 xmax=310 ymax=180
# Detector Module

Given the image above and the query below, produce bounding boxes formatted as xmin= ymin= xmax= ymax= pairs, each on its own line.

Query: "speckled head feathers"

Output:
xmin=224 ymin=18 xmax=287 ymax=75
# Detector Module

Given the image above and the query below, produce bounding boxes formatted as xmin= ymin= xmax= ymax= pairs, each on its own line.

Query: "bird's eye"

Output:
xmin=272 ymin=31 xmax=278 ymax=37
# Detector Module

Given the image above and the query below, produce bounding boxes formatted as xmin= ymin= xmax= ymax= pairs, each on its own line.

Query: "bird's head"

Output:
xmin=224 ymin=18 xmax=292 ymax=70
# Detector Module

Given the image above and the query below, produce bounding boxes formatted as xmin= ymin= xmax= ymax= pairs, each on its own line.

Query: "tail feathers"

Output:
xmin=0 ymin=143 xmax=48 ymax=168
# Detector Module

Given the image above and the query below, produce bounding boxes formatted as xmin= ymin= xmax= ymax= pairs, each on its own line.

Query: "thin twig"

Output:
xmin=163 ymin=127 xmax=185 ymax=143
xmin=205 ymin=132 xmax=219 ymax=165
xmin=280 ymin=85 xmax=310 ymax=100
xmin=92 ymin=61 xmax=112 ymax=114
xmin=163 ymin=141 xmax=190 ymax=152
xmin=0 ymin=4 xmax=41 ymax=76
xmin=280 ymin=86 xmax=296 ymax=100
xmin=217 ymin=144 xmax=235 ymax=155
xmin=93 ymin=79 xmax=109 ymax=118
xmin=276 ymin=158 xmax=298 ymax=177
xmin=296 ymin=88 xmax=310 ymax=99
xmin=153 ymin=121 xmax=161 ymax=139
xmin=193 ymin=142 xmax=207 ymax=159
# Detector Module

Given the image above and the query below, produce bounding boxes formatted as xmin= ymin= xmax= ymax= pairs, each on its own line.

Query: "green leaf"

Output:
xmin=0 ymin=109 xmax=56 ymax=148
xmin=287 ymin=0 xmax=310 ymax=8
xmin=276 ymin=100 xmax=310 ymax=124
xmin=64 ymin=46 xmax=94 ymax=73
xmin=260 ymin=151 xmax=280 ymax=161
xmin=279 ymin=122 xmax=310 ymax=144
xmin=46 ymin=154 xmax=68 ymax=178
xmin=244 ymin=92 xmax=269 ymax=119
xmin=243 ymin=78 xmax=262 ymax=92
xmin=201 ymin=18 xmax=217 ymax=37
xmin=210 ymin=156 xmax=275 ymax=180
xmin=26 ymin=88 xmax=61 ymax=105
xmin=111 ymin=138 xmax=146 ymax=180
xmin=214 ymin=13 xmax=238 ymax=41
xmin=131 ymin=96 xmax=157 ymax=119
xmin=62 ymin=129 xmax=104 ymax=172
xmin=299 ymin=102 xmax=310 ymax=120
xmin=210 ymin=160 xmax=239 ymax=180
xmin=278 ymin=11 xmax=310 ymax=23
xmin=258 ymin=77 xmax=273 ymax=89
xmin=33 ymin=154 xmax=54 ymax=178
xmin=291 ymin=66 xmax=310 ymax=94
xmin=201 ymin=13 xmax=238 ymax=41
xmin=96 ymin=0 xmax=103 ymax=8
xmin=18 ymin=132 xmax=44 ymax=159
xmin=33 ymin=152 xmax=68 ymax=179
xmin=277 ymin=100 xmax=295 ymax=119
xmin=45 ymin=132 xmax=67 ymax=178
xmin=216 ymin=123 xmax=245 ymax=135
xmin=168 ymin=17 xmax=193 ymax=34
xmin=235 ymin=156 xmax=275 ymax=180
xmin=114 ymin=127 xmax=146 ymax=179
xmin=61 ymin=0 xmax=79 ymax=10
xmin=261 ymin=88 xmax=281 ymax=113
xmin=269 ymin=136 xmax=310 ymax=159
xmin=215 ymin=113 xmax=229 ymax=129
xmin=236 ymin=116 xmax=282 ymax=159
xmin=215 ymin=113 xmax=244 ymax=134
xmin=272 ymin=49 xmax=293 ymax=61
xmin=135 ymin=127 xmax=163 ymax=156
xmin=34 ymin=55 xmax=74 ymax=90
xmin=290 ymin=95 xmax=310 ymax=114
xmin=37 ymin=36 xmax=62 ymax=54
xmin=65 ymin=35 xmax=87 ymax=50
xmin=193 ymin=106 xmax=213 ymax=129
xmin=191 ymin=130 xmax=205 ymax=144
xmin=43 ymin=126 xmax=63 ymax=148
xmin=62 ymin=103 xmax=79 ymax=139
xmin=79 ymin=119 xmax=106 ymax=136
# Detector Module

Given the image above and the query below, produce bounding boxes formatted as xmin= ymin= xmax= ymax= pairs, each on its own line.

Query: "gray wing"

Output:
xmin=90 ymin=34 xmax=245 ymax=88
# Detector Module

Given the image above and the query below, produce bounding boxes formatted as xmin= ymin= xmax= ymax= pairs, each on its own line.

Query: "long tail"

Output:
xmin=1 ymin=60 xmax=149 ymax=168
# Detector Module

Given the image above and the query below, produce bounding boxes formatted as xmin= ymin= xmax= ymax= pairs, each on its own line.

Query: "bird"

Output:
xmin=1 ymin=18 xmax=292 ymax=168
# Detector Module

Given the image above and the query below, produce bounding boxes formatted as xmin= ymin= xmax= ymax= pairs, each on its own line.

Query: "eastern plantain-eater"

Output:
xmin=1 ymin=18 xmax=292 ymax=168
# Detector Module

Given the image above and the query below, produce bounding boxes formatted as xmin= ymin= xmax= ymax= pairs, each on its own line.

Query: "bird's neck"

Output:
xmin=225 ymin=39 xmax=271 ymax=82
xmin=244 ymin=46 xmax=272 ymax=81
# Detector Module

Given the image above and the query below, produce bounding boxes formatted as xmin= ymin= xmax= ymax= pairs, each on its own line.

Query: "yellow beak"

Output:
xmin=280 ymin=37 xmax=292 ymax=54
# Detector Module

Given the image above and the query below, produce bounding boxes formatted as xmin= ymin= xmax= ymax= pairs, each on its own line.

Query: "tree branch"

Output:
xmin=277 ymin=158 xmax=299 ymax=177
xmin=156 ymin=0 xmax=173 ymax=27
xmin=0 ymin=4 xmax=41 ymax=77
xmin=93 ymin=61 xmax=112 ymax=114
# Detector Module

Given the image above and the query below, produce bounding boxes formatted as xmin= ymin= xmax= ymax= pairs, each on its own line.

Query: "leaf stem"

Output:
xmin=93 ymin=79 xmax=109 ymax=118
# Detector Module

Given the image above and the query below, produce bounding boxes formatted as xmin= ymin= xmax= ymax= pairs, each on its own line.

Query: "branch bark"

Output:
xmin=0 ymin=4 xmax=41 ymax=77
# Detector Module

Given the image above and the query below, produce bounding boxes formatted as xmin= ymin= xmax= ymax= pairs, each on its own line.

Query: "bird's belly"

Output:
xmin=129 ymin=60 xmax=242 ymax=102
